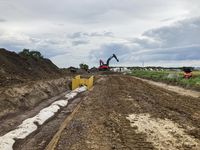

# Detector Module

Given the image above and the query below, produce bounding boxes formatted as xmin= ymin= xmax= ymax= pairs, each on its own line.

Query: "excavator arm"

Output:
xmin=106 ymin=54 xmax=119 ymax=66
xmin=99 ymin=59 xmax=105 ymax=66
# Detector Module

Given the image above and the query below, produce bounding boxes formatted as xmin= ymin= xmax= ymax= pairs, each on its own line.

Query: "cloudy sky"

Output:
xmin=0 ymin=0 xmax=200 ymax=67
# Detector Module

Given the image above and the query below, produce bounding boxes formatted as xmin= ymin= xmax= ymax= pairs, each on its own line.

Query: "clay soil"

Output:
xmin=1 ymin=75 xmax=200 ymax=150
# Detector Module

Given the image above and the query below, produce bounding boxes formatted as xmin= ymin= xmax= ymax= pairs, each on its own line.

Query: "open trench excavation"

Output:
xmin=0 ymin=77 xmax=71 ymax=119
xmin=0 ymin=74 xmax=200 ymax=150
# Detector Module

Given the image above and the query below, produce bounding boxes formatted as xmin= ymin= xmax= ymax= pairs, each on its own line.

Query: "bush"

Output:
xmin=79 ymin=63 xmax=89 ymax=70
xmin=19 ymin=49 xmax=43 ymax=59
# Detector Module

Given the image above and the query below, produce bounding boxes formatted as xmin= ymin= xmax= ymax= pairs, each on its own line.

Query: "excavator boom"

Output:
xmin=106 ymin=54 xmax=119 ymax=66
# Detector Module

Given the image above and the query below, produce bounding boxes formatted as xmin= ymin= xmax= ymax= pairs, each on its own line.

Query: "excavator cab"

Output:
xmin=98 ymin=54 xmax=119 ymax=71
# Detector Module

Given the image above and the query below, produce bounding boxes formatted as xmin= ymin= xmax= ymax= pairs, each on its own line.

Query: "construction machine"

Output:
xmin=183 ymin=67 xmax=192 ymax=79
xmin=98 ymin=54 xmax=119 ymax=71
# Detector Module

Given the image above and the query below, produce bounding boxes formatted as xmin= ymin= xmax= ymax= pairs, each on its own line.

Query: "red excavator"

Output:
xmin=98 ymin=54 xmax=119 ymax=70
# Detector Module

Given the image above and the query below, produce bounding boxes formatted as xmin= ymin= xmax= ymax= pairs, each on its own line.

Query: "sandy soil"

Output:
xmin=1 ymin=74 xmax=200 ymax=150
xmin=127 ymin=113 xmax=199 ymax=150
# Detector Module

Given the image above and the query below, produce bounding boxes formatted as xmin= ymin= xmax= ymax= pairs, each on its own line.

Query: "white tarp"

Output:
xmin=0 ymin=86 xmax=87 ymax=150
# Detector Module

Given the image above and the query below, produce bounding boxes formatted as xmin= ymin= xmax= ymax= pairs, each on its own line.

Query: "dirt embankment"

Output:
xmin=0 ymin=77 xmax=70 ymax=119
xmin=0 ymin=48 xmax=63 ymax=87
xmin=0 ymin=48 xmax=72 ymax=119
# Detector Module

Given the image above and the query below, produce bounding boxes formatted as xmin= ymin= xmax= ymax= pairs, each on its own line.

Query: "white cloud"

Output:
xmin=0 ymin=0 xmax=200 ymax=67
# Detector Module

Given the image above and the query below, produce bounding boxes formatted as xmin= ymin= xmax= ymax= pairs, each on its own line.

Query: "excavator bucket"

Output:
xmin=72 ymin=75 xmax=94 ymax=90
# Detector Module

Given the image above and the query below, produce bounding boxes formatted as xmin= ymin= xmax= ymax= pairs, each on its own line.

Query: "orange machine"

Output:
xmin=184 ymin=72 xmax=192 ymax=79
xmin=183 ymin=68 xmax=192 ymax=79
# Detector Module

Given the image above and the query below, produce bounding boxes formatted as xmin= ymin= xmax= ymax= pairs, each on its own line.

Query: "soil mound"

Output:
xmin=0 ymin=48 xmax=61 ymax=87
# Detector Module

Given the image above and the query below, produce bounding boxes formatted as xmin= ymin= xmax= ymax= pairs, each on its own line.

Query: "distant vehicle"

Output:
xmin=98 ymin=54 xmax=119 ymax=71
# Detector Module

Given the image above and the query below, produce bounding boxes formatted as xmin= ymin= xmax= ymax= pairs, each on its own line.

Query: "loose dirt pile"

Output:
xmin=0 ymin=48 xmax=62 ymax=87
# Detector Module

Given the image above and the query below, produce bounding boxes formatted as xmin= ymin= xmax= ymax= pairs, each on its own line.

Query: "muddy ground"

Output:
xmin=1 ymin=75 xmax=200 ymax=150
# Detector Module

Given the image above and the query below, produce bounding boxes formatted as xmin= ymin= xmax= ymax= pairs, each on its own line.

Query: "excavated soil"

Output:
xmin=1 ymin=75 xmax=200 ymax=150
xmin=0 ymin=77 xmax=70 ymax=120
xmin=0 ymin=48 xmax=64 ymax=87
xmin=56 ymin=75 xmax=200 ymax=150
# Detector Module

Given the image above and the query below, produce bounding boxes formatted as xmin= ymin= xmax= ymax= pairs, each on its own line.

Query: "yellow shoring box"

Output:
xmin=72 ymin=75 xmax=94 ymax=90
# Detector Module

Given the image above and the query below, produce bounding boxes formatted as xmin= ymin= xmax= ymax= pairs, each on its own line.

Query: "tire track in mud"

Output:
xmin=56 ymin=75 xmax=200 ymax=150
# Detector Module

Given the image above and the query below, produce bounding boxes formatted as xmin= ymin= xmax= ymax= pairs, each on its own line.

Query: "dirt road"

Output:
xmin=1 ymin=75 xmax=200 ymax=150
xmin=56 ymin=75 xmax=200 ymax=150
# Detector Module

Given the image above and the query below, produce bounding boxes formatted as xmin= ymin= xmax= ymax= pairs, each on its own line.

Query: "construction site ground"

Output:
xmin=1 ymin=74 xmax=200 ymax=150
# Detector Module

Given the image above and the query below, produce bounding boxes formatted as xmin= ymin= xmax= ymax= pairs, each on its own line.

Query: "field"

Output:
xmin=130 ymin=70 xmax=200 ymax=91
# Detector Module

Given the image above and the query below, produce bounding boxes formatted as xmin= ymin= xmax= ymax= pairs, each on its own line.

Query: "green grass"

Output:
xmin=130 ymin=70 xmax=200 ymax=91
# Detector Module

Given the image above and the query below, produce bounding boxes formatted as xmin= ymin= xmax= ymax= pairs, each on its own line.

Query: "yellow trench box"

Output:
xmin=72 ymin=75 xmax=94 ymax=90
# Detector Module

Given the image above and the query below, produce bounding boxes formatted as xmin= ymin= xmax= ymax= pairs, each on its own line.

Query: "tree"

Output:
xmin=18 ymin=49 xmax=30 ymax=56
xmin=19 ymin=49 xmax=43 ymax=59
xmin=79 ymin=63 xmax=89 ymax=71
xmin=30 ymin=51 xmax=43 ymax=59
